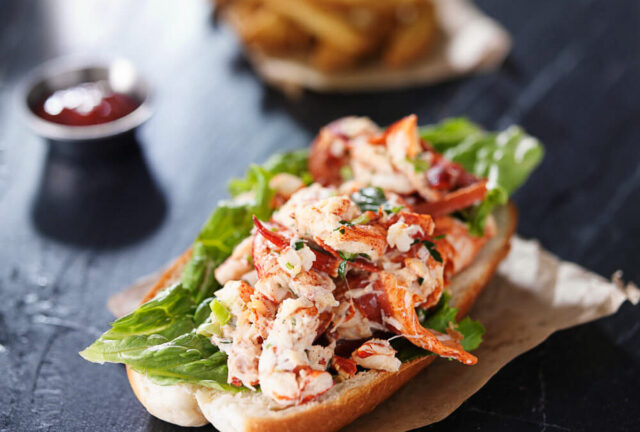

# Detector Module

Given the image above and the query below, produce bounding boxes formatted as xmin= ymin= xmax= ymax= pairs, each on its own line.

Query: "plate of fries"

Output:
xmin=215 ymin=0 xmax=511 ymax=93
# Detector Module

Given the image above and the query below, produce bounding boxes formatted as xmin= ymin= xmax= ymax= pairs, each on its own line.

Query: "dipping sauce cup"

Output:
xmin=21 ymin=57 xmax=152 ymax=157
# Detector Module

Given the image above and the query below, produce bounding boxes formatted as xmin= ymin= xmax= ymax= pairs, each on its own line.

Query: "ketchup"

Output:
xmin=35 ymin=81 xmax=140 ymax=126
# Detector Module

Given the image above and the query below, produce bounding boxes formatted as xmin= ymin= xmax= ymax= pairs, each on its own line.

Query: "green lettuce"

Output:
xmin=80 ymin=151 xmax=310 ymax=389
xmin=421 ymin=118 xmax=543 ymax=235
xmin=228 ymin=149 xmax=311 ymax=197
xmin=395 ymin=292 xmax=485 ymax=362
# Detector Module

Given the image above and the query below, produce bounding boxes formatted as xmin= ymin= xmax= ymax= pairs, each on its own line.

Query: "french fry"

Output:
xmin=261 ymin=0 xmax=369 ymax=54
xmin=311 ymin=41 xmax=362 ymax=72
xmin=216 ymin=0 xmax=439 ymax=72
xmin=224 ymin=1 xmax=311 ymax=54
xmin=383 ymin=1 xmax=437 ymax=67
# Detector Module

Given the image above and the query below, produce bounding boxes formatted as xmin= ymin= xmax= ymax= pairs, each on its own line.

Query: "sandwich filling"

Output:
xmin=197 ymin=115 xmax=495 ymax=406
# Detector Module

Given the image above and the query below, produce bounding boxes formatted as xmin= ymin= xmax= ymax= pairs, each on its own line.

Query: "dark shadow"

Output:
xmin=226 ymin=50 xmax=468 ymax=134
xmin=146 ymin=417 xmax=213 ymax=432
xmin=420 ymin=313 xmax=640 ymax=431
xmin=263 ymin=79 xmax=466 ymax=134
xmin=31 ymin=134 xmax=166 ymax=249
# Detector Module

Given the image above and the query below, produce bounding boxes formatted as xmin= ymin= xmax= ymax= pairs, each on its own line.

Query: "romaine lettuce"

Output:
xmin=80 ymin=150 xmax=310 ymax=389
xmin=421 ymin=118 xmax=543 ymax=235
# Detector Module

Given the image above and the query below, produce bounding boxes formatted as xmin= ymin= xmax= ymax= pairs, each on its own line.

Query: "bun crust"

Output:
xmin=127 ymin=203 xmax=517 ymax=431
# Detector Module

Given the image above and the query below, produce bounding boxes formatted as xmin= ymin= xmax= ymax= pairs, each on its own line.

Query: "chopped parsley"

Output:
xmin=294 ymin=240 xmax=305 ymax=250
xmin=337 ymin=260 xmax=349 ymax=279
xmin=421 ymin=240 xmax=443 ymax=263
xmin=351 ymin=187 xmax=387 ymax=212
xmin=338 ymin=251 xmax=358 ymax=261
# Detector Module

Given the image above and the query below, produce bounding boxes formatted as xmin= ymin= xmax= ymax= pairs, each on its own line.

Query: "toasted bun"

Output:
xmin=127 ymin=203 xmax=517 ymax=431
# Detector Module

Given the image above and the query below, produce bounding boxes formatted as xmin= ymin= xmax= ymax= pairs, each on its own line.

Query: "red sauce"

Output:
xmin=35 ymin=81 xmax=140 ymax=126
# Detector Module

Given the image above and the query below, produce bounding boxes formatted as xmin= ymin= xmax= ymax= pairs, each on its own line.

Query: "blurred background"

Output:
xmin=1 ymin=0 xmax=639 ymax=431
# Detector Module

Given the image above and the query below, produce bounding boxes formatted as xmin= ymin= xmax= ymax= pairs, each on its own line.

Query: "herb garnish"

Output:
xmin=350 ymin=187 xmax=387 ymax=212
xmin=337 ymin=261 xmax=349 ymax=279
xmin=421 ymin=240 xmax=443 ymax=263
xmin=337 ymin=251 xmax=360 ymax=279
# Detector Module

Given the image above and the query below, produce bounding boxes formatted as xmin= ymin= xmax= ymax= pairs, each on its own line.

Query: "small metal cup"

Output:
xmin=20 ymin=56 xmax=152 ymax=158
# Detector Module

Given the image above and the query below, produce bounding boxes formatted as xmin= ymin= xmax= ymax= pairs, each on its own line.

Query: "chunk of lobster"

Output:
xmin=414 ymin=180 xmax=488 ymax=217
xmin=253 ymin=215 xmax=376 ymax=278
xmin=252 ymin=217 xmax=338 ymax=313
xmin=332 ymin=355 xmax=357 ymax=379
xmin=375 ymin=272 xmax=477 ymax=365
xmin=377 ymin=115 xmax=441 ymax=202
xmin=258 ymin=298 xmax=334 ymax=406
xmin=351 ymin=338 xmax=401 ymax=372
xmin=214 ymin=236 xmax=254 ymax=285
xmin=309 ymin=116 xmax=380 ymax=186
xmin=433 ymin=214 xmax=496 ymax=274
xmin=253 ymin=216 xmax=340 ymax=277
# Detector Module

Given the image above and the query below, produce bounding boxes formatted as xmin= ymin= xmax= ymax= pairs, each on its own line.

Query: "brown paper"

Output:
xmin=242 ymin=0 xmax=512 ymax=93
xmin=108 ymin=236 xmax=638 ymax=430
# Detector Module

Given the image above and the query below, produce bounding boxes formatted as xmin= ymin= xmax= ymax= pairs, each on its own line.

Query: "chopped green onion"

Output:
xmin=382 ymin=204 xmax=404 ymax=214
xmin=340 ymin=165 xmax=353 ymax=181
xmin=406 ymin=156 xmax=430 ymax=173
xmin=196 ymin=321 xmax=222 ymax=338
xmin=210 ymin=299 xmax=231 ymax=326
xmin=350 ymin=213 xmax=372 ymax=225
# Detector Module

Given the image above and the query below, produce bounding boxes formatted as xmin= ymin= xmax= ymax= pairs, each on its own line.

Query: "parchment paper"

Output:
xmin=108 ymin=236 xmax=639 ymax=430
xmin=241 ymin=0 xmax=512 ymax=93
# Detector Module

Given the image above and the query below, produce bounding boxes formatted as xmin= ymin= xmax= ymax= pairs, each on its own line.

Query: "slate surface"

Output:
xmin=0 ymin=0 xmax=638 ymax=431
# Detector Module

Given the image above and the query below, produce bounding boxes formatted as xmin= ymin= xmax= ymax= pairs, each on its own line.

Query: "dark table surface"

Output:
xmin=1 ymin=1 xmax=639 ymax=431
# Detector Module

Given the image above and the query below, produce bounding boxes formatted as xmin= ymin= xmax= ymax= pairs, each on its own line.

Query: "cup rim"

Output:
xmin=19 ymin=56 xmax=153 ymax=142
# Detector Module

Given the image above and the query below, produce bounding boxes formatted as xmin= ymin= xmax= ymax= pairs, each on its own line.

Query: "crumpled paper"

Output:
xmin=108 ymin=236 xmax=638 ymax=430
xmin=243 ymin=0 xmax=512 ymax=93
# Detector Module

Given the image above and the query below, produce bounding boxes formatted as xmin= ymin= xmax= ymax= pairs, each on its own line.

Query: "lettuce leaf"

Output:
xmin=80 ymin=151 xmax=311 ymax=389
xmin=464 ymin=186 xmax=509 ymax=237
xmin=421 ymin=292 xmax=484 ymax=351
xmin=421 ymin=118 xmax=544 ymax=195
xmin=228 ymin=149 xmax=311 ymax=197
xmin=79 ymin=284 xmax=235 ymax=390
xmin=421 ymin=118 xmax=543 ymax=235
